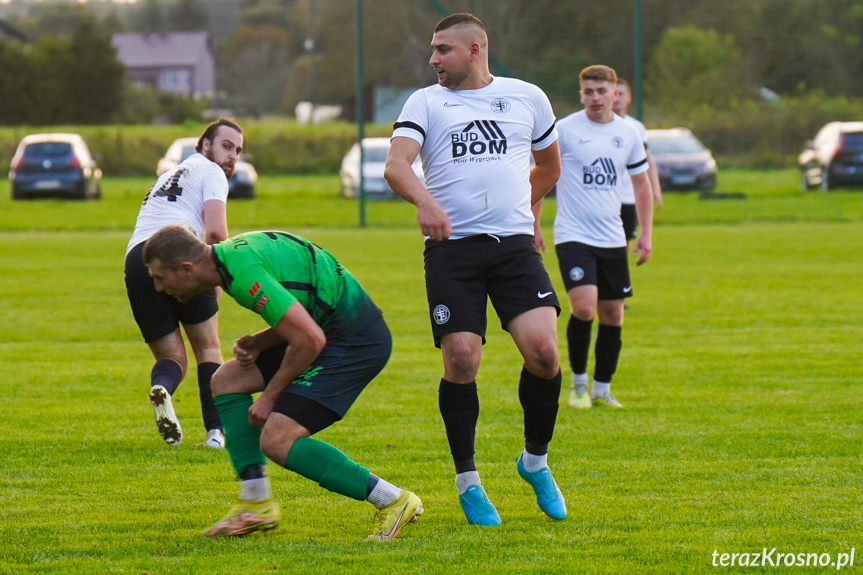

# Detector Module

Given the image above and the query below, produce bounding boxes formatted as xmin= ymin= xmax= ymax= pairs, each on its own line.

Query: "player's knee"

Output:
xmin=442 ymin=343 xmax=480 ymax=382
xmin=210 ymin=362 xmax=242 ymax=396
xmin=260 ymin=428 xmax=294 ymax=464
xmin=523 ymin=338 xmax=559 ymax=379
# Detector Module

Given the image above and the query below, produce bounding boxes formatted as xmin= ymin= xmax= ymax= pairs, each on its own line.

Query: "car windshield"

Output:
xmin=651 ymin=136 xmax=704 ymax=155
xmin=25 ymin=142 xmax=72 ymax=157
xmin=842 ymin=132 xmax=863 ymax=150
xmin=180 ymin=146 xmax=196 ymax=161
xmin=362 ymin=146 xmax=389 ymax=163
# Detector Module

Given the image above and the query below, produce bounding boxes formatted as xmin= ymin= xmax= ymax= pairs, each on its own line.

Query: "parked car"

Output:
xmin=646 ymin=127 xmax=717 ymax=192
xmin=156 ymin=137 xmax=258 ymax=199
xmin=798 ymin=121 xmax=863 ymax=191
xmin=339 ymin=137 xmax=424 ymax=199
xmin=9 ymin=133 xmax=102 ymax=200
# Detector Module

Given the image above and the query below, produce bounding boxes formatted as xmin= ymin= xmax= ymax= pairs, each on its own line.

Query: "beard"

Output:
xmin=203 ymin=148 xmax=235 ymax=179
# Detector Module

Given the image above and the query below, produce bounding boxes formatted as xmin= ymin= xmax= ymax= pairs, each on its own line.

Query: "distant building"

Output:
xmin=0 ymin=19 xmax=28 ymax=43
xmin=112 ymin=32 xmax=215 ymax=99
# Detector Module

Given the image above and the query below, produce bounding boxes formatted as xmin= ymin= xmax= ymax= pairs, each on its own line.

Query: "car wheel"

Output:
xmin=820 ymin=168 xmax=831 ymax=191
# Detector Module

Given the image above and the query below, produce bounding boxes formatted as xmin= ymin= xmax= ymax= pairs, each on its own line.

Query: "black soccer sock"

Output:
xmin=594 ymin=324 xmax=623 ymax=383
xmin=197 ymin=362 xmax=222 ymax=431
xmin=438 ymin=378 xmax=479 ymax=473
xmin=151 ymin=358 xmax=183 ymax=396
xmin=567 ymin=315 xmax=593 ymax=375
xmin=518 ymin=367 xmax=561 ymax=454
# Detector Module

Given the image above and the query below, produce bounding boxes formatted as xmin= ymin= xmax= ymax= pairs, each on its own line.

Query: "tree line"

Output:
xmin=1 ymin=0 xmax=862 ymax=166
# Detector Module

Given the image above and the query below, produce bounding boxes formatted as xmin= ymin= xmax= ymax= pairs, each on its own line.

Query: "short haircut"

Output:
xmin=434 ymin=12 xmax=486 ymax=34
xmin=580 ymin=65 xmax=618 ymax=85
xmin=617 ymin=78 xmax=631 ymax=91
xmin=143 ymin=224 xmax=208 ymax=269
xmin=196 ymin=118 xmax=244 ymax=153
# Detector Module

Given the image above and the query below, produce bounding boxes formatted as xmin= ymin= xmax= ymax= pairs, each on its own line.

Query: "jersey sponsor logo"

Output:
xmin=583 ymin=158 xmax=618 ymax=186
xmin=433 ymin=304 xmax=450 ymax=325
xmin=254 ymin=295 xmax=268 ymax=311
xmin=569 ymin=267 xmax=585 ymax=281
xmin=490 ymin=98 xmax=511 ymax=113
xmin=451 ymin=120 xmax=507 ymax=160
xmin=623 ymin=285 xmax=632 ymax=293
xmin=249 ymin=281 xmax=261 ymax=297
xmin=537 ymin=291 xmax=554 ymax=298
xmin=579 ymin=138 xmax=592 ymax=144
xmin=143 ymin=168 xmax=185 ymax=205
xmin=444 ymin=102 xmax=464 ymax=107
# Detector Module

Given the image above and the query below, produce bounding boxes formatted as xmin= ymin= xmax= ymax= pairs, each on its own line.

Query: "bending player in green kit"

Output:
xmin=142 ymin=224 xmax=423 ymax=540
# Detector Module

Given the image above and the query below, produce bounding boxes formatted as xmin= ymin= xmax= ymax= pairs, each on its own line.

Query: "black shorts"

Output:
xmin=124 ymin=241 xmax=219 ymax=343
xmin=555 ymin=241 xmax=633 ymax=300
xmin=423 ymin=234 xmax=560 ymax=347
xmin=621 ymin=203 xmax=638 ymax=240
xmin=257 ymin=313 xmax=392 ymax=434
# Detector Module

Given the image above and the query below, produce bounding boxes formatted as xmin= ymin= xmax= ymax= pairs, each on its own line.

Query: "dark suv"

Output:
xmin=799 ymin=122 xmax=863 ymax=191
xmin=9 ymin=133 xmax=102 ymax=200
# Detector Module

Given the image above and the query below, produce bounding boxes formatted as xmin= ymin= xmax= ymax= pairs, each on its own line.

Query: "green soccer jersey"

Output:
xmin=212 ymin=231 xmax=380 ymax=335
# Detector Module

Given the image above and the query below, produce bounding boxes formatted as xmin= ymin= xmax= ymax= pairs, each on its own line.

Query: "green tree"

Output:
xmin=0 ymin=41 xmax=38 ymax=124
xmin=646 ymin=26 xmax=753 ymax=116
xmin=170 ymin=0 xmax=209 ymax=32
xmin=65 ymin=16 xmax=126 ymax=124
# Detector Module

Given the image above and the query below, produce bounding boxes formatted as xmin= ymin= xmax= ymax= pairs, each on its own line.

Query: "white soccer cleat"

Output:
xmin=149 ymin=385 xmax=182 ymax=445
xmin=205 ymin=429 xmax=225 ymax=449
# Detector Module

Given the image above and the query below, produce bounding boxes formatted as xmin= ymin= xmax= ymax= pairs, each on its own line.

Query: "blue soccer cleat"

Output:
xmin=458 ymin=485 xmax=501 ymax=526
xmin=517 ymin=454 xmax=566 ymax=520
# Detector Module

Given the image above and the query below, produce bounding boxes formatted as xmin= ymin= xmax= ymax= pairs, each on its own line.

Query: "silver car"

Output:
xmin=339 ymin=137 xmax=424 ymax=199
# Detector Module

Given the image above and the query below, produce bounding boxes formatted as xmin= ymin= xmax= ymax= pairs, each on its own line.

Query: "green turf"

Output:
xmin=1 ymin=169 xmax=862 ymax=574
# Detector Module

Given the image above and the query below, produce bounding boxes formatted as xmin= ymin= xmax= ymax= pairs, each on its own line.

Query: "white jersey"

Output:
xmin=554 ymin=110 xmax=648 ymax=248
xmin=126 ymin=153 xmax=229 ymax=255
xmin=619 ymin=114 xmax=648 ymax=205
xmin=392 ymin=76 xmax=557 ymax=239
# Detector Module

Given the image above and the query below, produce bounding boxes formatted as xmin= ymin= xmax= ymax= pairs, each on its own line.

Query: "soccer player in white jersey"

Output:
xmin=385 ymin=12 xmax=566 ymax=526
xmin=538 ymin=65 xmax=654 ymax=410
xmin=614 ymin=78 xmax=662 ymax=246
xmin=124 ymin=119 xmax=244 ymax=448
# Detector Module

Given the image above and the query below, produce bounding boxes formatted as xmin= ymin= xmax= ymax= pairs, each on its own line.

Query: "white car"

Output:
xmin=339 ymin=137 xmax=424 ymax=199
xmin=157 ymin=137 xmax=258 ymax=199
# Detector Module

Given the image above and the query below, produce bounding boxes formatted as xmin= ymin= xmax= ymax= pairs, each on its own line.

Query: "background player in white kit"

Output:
xmin=124 ymin=119 xmax=244 ymax=448
xmin=613 ymin=78 xmax=662 ymax=248
xmin=385 ymin=13 xmax=566 ymax=526
xmin=537 ymin=65 xmax=654 ymax=410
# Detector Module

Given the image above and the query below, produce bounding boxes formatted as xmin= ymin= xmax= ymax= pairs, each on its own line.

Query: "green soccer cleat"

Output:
xmin=202 ymin=498 xmax=281 ymax=537
xmin=591 ymin=391 xmax=624 ymax=409
xmin=149 ymin=385 xmax=182 ymax=445
xmin=368 ymin=490 xmax=424 ymax=540
xmin=569 ymin=382 xmax=592 ymax=409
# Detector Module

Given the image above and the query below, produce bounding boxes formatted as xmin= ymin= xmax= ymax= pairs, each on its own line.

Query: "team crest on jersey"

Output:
xmin=490 ymin=98 xmax=511 ymax=113
xmin=612 ymin=136 xmax=624 ymax=148
xmin=433 ymin=304 xmax=450 ymax=324
xmin=451 ymin=120 xmax=507 ymax=162
xmin=569 ymin=267 xmax=585 ymax=282
xmin=583 ymin=158 xmax=618 ymax=186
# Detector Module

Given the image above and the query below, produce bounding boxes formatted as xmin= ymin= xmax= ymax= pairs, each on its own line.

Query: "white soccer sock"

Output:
xmin=455 ymin=470 xmax=481 ymax=495
xmin=571 ymin=372 xmax=589 ymax=388
xmin=239 ymin=477 xmax=272 ymax=502
xmin=592 ymin=380 xmax=611 ymax=397
xmin=367 ymin=478 xmax=402 ymax=509
xmin=521 ymin=450 xmax=548 ymax=473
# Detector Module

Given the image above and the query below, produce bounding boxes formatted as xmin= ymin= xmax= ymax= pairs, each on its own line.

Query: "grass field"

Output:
xmin=1 ymin=169 xmax=862 ymax=574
